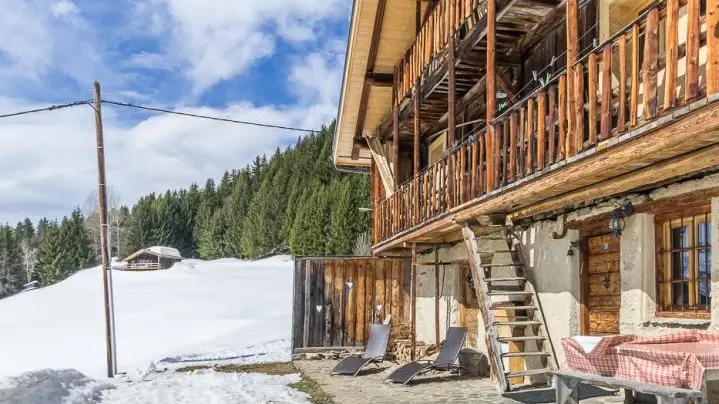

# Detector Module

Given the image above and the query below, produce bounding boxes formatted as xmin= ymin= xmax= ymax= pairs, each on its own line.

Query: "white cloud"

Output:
xmin=50 ymin=0 xmax=79 ymax=19
xmin=136 ymin=0 xmax=348 ymax=94
xmin=124 ymin=52 xmax=174 ymax=71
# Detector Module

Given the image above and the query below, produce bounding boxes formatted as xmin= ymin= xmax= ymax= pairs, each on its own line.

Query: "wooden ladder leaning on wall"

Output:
xmin=462 ymin=224 xmax=559 ymax=392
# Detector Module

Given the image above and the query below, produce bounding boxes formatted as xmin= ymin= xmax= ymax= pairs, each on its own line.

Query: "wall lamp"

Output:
xmin=566 ymin=241 xmax=580 ymax=257
xmin=609 ymin=204 xmax=634 ymax=238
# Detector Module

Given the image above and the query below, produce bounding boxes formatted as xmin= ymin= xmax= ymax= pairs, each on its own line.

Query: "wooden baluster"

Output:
xmin=547 ymin=85 xmax=556 ymax=164
xmin=686 ymin=0 xmax=700 ymax=101
xmin=574 ymin=63 xmax=585 ymax=152
xmin=537 ymin=91 xmax=546 ymax=170
xmin=526 ymin=99 xmax=534 ymax=176
xmin=588 ymin=52 xmax=598 ymax=144
xmin=502 ymin=121 xmax=509 ymax=184
xmin=495 ymin=123 xmax=502 ymax=187
xmin=509 ymin=112 xmax=517 ymax=181
xmin=471 ymin=140 xmax=478 ymax=197
xmin=664 ymin=0 xmax=678 ymax=110
xmin=618 ymin=34 xmax=627 ymax=133
xmin=630 ymin=24 xmax=639 ymax=127
xmin=479 ymin=134 xmax=485 ymax=194
xmin=642 ymin=8 xmax=659 ymax=120
xmin=708 ymin=0 xmax=719 ymax=95
xmin=519 ymin=107 xmax=526 ymax=177
xmin=558 ymin=75 xmax=567 ymax=159
xmin=459 ymin=144 xmax=466 ymax=203
xmin=600 ymin=44 xmax=612 ymax=140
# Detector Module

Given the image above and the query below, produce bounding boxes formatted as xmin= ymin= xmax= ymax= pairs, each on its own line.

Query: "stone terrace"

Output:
xmin=296 ymin=360 xmax=630 ymax=404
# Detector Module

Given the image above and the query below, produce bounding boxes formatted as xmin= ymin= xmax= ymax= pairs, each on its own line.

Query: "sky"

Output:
xmin=0 ymin=0 xmax=350 ymax=224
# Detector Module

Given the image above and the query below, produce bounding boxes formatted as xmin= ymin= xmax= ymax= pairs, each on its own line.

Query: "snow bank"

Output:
xmin=0 ymin=255 xmax=295 ymax=379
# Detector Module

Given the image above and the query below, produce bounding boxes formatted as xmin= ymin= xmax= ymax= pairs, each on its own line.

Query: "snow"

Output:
xmin=0 ymin=255 xmax=306 ymax=403
xmin=146 ymin=246 xmax=182 ymax=259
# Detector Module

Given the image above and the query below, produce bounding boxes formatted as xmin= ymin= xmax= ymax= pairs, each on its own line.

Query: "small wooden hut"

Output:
xmin=120 ymin=246 xmax=182 ymax=271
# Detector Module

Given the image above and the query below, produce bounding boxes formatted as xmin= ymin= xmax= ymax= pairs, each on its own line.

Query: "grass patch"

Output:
xmin=288 ymin=374 xmax=336 ymax=404
xmin=176 ymin=361 xmax=335 ymax=404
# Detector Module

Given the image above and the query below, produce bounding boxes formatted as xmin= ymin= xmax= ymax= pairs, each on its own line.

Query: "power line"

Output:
xmin=0 ymin=100 xmax=92 ymax=119
xmin=101 ymin=99 xmax=316 ymax=133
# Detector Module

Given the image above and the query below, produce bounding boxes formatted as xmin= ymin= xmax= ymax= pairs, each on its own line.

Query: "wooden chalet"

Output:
xmin=120 ymin=246 xmax=182 ymax=271
xmin=320 ymin=0 xmax=719 ymax=392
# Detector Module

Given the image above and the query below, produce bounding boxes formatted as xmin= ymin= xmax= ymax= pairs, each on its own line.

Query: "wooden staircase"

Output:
xmin=461 ymin=225 xmax=558 ymax=392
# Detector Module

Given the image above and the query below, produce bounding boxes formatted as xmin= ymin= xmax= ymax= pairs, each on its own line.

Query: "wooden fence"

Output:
xmin=291 ymin=257 xmax=412 ymax=351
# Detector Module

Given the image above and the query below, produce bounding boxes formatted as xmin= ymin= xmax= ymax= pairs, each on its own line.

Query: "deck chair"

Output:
xmin=384 ymin=326 xmax=467 ymax=385
xmin=330 ymin=323 xmax=391 ymax=376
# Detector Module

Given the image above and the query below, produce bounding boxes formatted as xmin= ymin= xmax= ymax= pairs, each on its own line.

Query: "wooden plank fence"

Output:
xmin=292 ymin=257 xmax=412 ymax=351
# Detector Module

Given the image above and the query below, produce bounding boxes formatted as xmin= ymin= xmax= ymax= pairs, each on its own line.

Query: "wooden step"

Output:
xmin=477 ymin=250 xmax=514 ymax=254
xmin=494 ymin=320 xmax=542 ymax=327
xmin=481 ymin=263 xmax=523 ymax=268
xmin=501 ymin=352 xmax=550 ymax=358
xmin=498 ymin=336 xmax=546 ymax=343
xmin=486 ymin=277 xmax=526 ymax=283
xmin=488 ymin=291 xmax=533 ymax=296
xmin=505 ymin=368 xmax=552 ymax=378
xmin=491 ymin=305 xmax=536 ymax=311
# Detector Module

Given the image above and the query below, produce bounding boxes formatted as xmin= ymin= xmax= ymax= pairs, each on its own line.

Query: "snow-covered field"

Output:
xmin=0 ymin=256 xmax=307 ymax=403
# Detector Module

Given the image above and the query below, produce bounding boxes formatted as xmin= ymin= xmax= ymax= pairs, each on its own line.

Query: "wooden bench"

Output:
xmin=550 ymin=369 xmax=719 ymax=404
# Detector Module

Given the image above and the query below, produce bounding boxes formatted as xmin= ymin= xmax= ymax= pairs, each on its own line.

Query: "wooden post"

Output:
xmin=411 ymin=243 xmax=418 ymax=361
xmin=558 ymin=75 xmax=566 ymax=159
xmin=537 ymin=91 xmax=546 ymax=170
xmin=588 ymin=52 xmax=598 ymax=143
xmin=566 ymin=0 xmax=579 ymax=156
xmin=664 ymin=0 xmax=678 ymax=110
xmin=643 ymin=8 xmax=659 ymax=120
xmin=93 ymin=82 xmax=117 ymax=378
xmin=393 ymin=105 xmax=401 ymax=187
xmin=486 ymin=0 xmax=496 ymax=190
xmin=709 ymin=0 xmax=719 ymax=95
xmin=618 ymin=35 xmax=627 ymax=133
xmin=600 ymin=44 xmax=612 ymax=140
xmin=573 ymin=64 xmax=585 ymax=153
xmin=686 ymin=0 xmax=700 ymax=101
xmin=434 ymin=246 xmax=440 ymax=347
xmin=414 ymin=78 xmax=421 ymax=225
xmin=448 ymin=38 xmax=456 ymax=148
xmin=508 ymin=113 xmax=517 ymax=181
xmin=630 ymin=24 xmax=640 ymax=127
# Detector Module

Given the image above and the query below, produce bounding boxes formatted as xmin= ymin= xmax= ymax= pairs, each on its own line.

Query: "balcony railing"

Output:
xmin=373 ymin=0 xmax=711 ymax=246
xmin=394 ymin=0 xmax=487 ymax=105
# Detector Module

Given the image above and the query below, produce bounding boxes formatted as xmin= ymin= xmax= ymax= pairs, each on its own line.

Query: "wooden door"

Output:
xmin=584 ymin=234 xmax=621 ymax=335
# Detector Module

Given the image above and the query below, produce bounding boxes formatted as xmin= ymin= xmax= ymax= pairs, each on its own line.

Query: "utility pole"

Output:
xmin=93 ymin=81 xmax=117 ymax=377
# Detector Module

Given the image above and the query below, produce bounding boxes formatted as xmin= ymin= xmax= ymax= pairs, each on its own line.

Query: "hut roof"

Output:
xmin=123 ymin=246 xmax=182 ymax=262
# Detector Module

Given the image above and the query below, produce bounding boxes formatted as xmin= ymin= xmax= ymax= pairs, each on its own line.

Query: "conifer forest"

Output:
xmin=0 ymin=122 xmax=370 ymax=298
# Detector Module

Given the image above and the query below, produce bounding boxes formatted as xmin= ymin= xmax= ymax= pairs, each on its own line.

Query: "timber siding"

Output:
xmin=291 ymin=257 xmax=411 ymax=351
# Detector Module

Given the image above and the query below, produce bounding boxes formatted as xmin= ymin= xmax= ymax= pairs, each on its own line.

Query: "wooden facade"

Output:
xmin=333 ymin=0 xmax=719 ymax=254
xmin=121 ymin=249 xmax=181 ymax=271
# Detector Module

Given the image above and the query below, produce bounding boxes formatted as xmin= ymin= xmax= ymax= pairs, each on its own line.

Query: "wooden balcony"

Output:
xmin=372 ymin=0 xmax=719 ymax=252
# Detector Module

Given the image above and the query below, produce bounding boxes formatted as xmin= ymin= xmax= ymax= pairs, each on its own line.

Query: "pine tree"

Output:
xmin=36 ymin=221 xmax=71 ymax=286
xmin=61 ymin=209 xmax=95 ymax=270
xmin=0 ymin=225 xmax=22 ymax=296
xmin=328 ymin=178 xmax=355 ymax=255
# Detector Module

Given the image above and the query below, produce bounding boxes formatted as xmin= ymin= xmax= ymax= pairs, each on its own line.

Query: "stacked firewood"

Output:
xmin=388 ymin=323 xmax=437 ymax=362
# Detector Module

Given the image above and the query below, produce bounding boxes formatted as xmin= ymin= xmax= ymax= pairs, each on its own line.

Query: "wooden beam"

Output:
xmin=486 ymin=0 xmax=497 ymax=191
xmin=448 ymin=37 xmax=457 ymax=148
xmin=366 ymin=72 xmax=394 ymax=87
xmin=414 ymin=79 xmax=421 ymax=176
xmin=411 ymin=243 xmax=417 ymax=361
xmin=365 ymin=136 xmax=396 ymax=195
xmin=434 ymin=246 xmax=440 ymax=347
xmin=354 ymin=0 xmax=388 ymax=142
xmin=514 ymin=140 xmax=719 ymax=221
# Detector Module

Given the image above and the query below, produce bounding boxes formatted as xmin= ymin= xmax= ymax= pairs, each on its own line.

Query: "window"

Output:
xmin=656 ymin=209 xmax=711 ymax=317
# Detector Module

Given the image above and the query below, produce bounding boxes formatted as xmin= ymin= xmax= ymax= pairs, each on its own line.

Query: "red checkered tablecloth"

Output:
xmin=615 ymin=330 xmax=719 ymax=390
xmin=562 ymin=335 xmax=638 ymax=377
